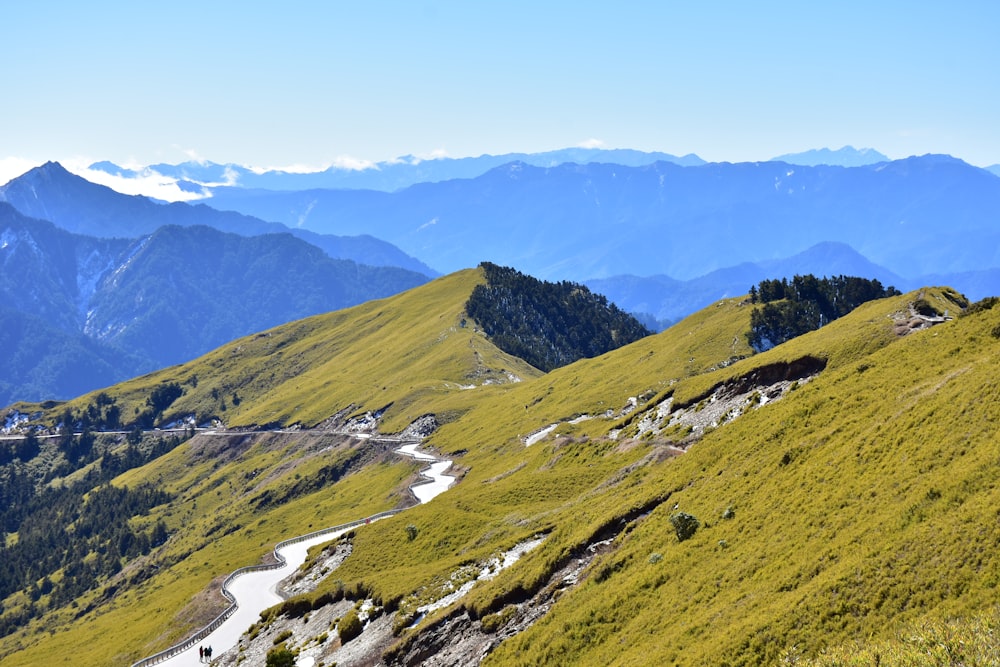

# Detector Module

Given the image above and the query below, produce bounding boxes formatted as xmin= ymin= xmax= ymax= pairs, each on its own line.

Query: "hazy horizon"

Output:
xmin=2 ymin=2 xmax=996 ymax=173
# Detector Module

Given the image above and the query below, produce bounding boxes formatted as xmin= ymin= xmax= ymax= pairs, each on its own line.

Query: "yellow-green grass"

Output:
xmin=7 ymin=279 xmax=994 ymax=666
xmin=290 ymin=289 xmax=950 ymax=625
xmin=0 ymin=432 xmax=419 ymax=666
xmin=786 ymin=606 xmax=1000 ymax=665
xmin=479 ymin=291 xmax=1000 ymax=665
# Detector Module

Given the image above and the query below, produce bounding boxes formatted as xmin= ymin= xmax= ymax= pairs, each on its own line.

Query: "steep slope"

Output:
xmin=0 ymin=205 xmax=429 ymax=401
xmin=0 ymin=162 xmax=434 ymax=274
xmin=8 ymin=268 xmax=542 ymax=434
xmin=83 ymin=224 xmax=429 ymax=368
xmin=481 ymin=289 xmax=994 ymax=666
xmin=0 ymin=202 xmax=132 ymax=332
xmin=321 ymin=286 xmax=992 ymax=667
xmin=0 ymin=307 xmax=153 ymax=407
xmin=2 ymin=274 xmax=995 ymax=667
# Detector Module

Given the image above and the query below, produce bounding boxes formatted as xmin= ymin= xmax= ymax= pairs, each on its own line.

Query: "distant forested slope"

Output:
xmin=465 ymin=262 xmax=652 ymax=371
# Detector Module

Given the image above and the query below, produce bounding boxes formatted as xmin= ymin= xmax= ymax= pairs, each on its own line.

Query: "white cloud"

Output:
xmin=577 ymin=138 xmax=606 ymax=149
xmin=221 ymin=165 xmax=241 ymax=186
xmin=176 ymin=146 xmax=208 ymax=165
xmin=402 ymin=149 xmax=450 ymax=166
xmin=329 ymin=154 xmax=376 ymax=171
xmin=59 ymin=157 xmax=208 ymax=202
xmin=244 ymin=155 xmax=375 ymax=174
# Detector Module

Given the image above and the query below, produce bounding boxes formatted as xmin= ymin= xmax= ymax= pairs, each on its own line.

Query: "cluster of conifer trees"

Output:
xmin=465 ymin=263 xmax=652 ymax=371
xmin=0 ymin=384 xmax=189 ymax=638
xmin=0 ymin=475 xmax=171 ymax=638
xmin=746 ymin=274 xmax=901 ymax=351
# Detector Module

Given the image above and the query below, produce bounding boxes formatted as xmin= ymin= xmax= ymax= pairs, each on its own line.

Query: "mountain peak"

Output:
xmin=771 ymin=146 xmax=889 ymax=167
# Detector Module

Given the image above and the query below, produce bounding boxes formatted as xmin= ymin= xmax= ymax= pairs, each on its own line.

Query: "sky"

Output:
xmin=1 ymin=0 xmax=998 ymax=190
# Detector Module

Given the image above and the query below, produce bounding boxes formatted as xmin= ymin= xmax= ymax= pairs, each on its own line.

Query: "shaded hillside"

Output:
xmin=0 ymin=162 xmax=434 ymax=274
xmin=84 ymin=224 xmax=429 ymax=368
xmin=0 ymin=204 xmax=428 ymax=402
xmin=0 ymin=203 xmax=132 ymax=332
xmin=466 ymin=263 xmax=652 ymax=371
xmin=0 ymin=307 xmax=153 ymax=408
xmin=4 ymin=272 xmax=1000 ymax=666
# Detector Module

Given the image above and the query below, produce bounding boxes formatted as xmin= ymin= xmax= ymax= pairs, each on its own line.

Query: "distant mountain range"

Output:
xmin=0 ymin=203 xmax=428 ymax=404
xmin=770 ymin=145 xmax=889 ymax=167
xmin=88 ymin=147 xmax=707 ymax=193
xmin=84 ymin=146 xmax=917 ymax=198
xmin=0 ymin=162 xmax=434 ymax=275
xmin=198 ymin=155 xmax=1000 ymax=285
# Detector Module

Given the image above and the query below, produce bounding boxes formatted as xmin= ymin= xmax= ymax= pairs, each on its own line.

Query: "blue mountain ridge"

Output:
xmin=770 ymin=146 xmax=890 ymax=167
xmin=197 ymin=155 xmax=1000 ymax=286
xmin=0 ymin=162 xmax=436 ymax=276
xmin=86 ymin=147 xmax=706 ymax=193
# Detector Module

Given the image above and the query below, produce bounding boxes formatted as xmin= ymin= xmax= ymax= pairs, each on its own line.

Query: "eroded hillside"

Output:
xmin=2 ymin=275 xmax=995 ymax=666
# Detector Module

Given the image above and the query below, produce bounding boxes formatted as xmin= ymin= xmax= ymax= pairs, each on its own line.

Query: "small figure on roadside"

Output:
xmin=199 ymin=646 xmax=204 ymax=661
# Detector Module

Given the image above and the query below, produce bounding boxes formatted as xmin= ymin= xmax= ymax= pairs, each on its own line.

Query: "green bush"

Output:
xmin=338 ymin=608 xmax=363 ymax=644
xmin=480 ymin=606 xmax=516 ymax=633
xmin=266 ymin=647 xmax=295 ymax=667
xmin=669 ymin=512 xmax=700 ymax=543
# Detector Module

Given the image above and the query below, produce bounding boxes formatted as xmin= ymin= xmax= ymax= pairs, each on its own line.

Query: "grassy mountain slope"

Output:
xmin=480 ymin=290 xmax=999 ymax=665
xmin=10 ymin=268 xmax=540 ymax=434
xmin=0 ymin=271 xmax=751 ymax=666
xmin=3 ymin=274 xmax=997 ymax=666
xmin=84 ymin=224 xmax=430 ymax=368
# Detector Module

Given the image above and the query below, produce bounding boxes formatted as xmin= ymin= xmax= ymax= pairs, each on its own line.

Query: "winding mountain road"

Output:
xmin=134 ymin=442 xmax=454 ymax=667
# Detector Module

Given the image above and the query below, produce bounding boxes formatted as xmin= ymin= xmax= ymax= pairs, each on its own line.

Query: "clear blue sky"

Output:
xmin=2 ymin=1 xmax=998 ymax=171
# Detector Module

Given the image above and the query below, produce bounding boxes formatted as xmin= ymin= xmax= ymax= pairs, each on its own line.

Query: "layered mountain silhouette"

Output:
xmin=198 ymin=155 xmax=1000 ymax=286
xmin=0 ymin=162 xmax=434 ymax=275
xmin=88 ymin=147 xmax=706 ymax=193
xmin=4 ymin=151 xmax=1000 ymax=400
xmin=770 ymin=145 xmax=889 ymax=166
xmin=0 ymin=203 xmax=428 ymax=403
